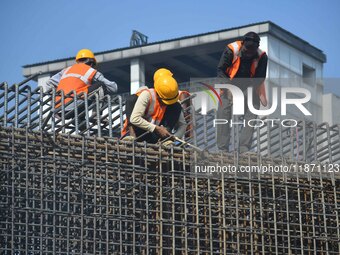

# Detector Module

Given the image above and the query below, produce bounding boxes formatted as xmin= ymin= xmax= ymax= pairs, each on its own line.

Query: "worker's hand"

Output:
xmin=121 ymin=135 xmax=135 ymax=141
xmin=154 ymin=125 xmax=171 ymax=138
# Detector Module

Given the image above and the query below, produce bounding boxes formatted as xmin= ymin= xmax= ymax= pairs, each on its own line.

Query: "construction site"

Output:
xmin=1 ymin=21 xmax=340 ymax=254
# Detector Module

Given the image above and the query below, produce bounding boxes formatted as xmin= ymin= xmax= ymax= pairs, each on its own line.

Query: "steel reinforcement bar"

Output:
xmin=0 ymin=126 xmax=339 ymax=254
xmin=1 ymin=80 xmax=340 ymax=164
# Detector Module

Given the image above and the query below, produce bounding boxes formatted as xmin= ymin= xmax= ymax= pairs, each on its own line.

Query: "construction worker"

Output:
xmin=154 ymin=68 xmax=193 ymax=138
xmin=216 ymin=31 xmax=268 ymax=153
xmin=46 ymin=49 xmax=118 ymax=118
xmin=123 ymin=68 xmax=172 ymax=138
xmin=121 ymin=75 xmax=186 ymax=144
xmin=154 ymin=69 xmax=193 ymax=134
xmin=124 ymin=68 xmax=172 ymax=125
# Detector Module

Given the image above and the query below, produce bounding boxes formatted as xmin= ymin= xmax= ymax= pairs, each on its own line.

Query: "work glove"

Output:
xmin=162 ymin=137 xmax=183 ymax=147
xmin=121 ymin=135 xmax=135 ymax=142
xmin=162 ymin=140 xmax=174 ymax=147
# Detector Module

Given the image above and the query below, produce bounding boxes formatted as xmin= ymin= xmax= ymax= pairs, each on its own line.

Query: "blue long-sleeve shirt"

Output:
xmin=46 ymin=68 xmax=118 ymax=94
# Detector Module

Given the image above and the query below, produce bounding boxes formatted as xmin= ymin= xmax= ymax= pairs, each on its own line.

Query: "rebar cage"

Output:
xmin=1 ymin=78 xmax=340 ymax=163
xmin=0 ymin=76 xmax=340 ymax=254
xmin=0 ymin=127 xmax=339 ymax=254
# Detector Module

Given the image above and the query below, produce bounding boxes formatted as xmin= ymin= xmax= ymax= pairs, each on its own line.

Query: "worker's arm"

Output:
xmin=93 ymin=71 xmax=118 ymax=94
xmin=45 ymin=70 xmax=64 ymax=90
xmin=173 ymin=111 xmax=187 ymax=138
xmin=254 ymin=53 xmax=268 ymax=83
xmin=217 ymin=46 xmax=233 ymax=79
xmin=130 ymin=91 xmax=156 ymax=132
xmin=246 ymin=53 xmax=268 ymax=88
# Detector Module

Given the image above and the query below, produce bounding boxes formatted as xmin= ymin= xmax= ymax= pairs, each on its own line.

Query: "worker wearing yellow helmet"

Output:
xmin=153 ymin=67 xmax=191 ymax=104
xmin=153 ymin=67 xmax=193 ymax=138
xmin=46 ymin=48 xmax=118 ymax=109
xmin=75 ymin=49 xmax=97 ymax=65
xmin=121 ymin=69 xmax=186 ymax=143
xmin=153 ymin=68 xmax=173 ymax=82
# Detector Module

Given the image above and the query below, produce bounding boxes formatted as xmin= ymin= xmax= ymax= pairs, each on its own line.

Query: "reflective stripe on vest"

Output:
xmin=146 ymin=89 xmax=166 ymax=125
xmin=56 ymin=63 xmax=97 ymax=107
xmin=224 ymin=41 xmax=267 ymax=103
xmin=226 ymin=40 xmax=265 ymax=79
xmin=60 ymin=64 xmax=96 ymax=86
xmin=121 ymin=88 xmax=166 ymax=136
xmin=230 ymin=41 xmax=240 ymax=63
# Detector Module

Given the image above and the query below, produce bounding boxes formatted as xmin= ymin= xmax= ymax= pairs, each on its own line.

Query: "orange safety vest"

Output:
xmin=121 ymin=88 xmax=167 ymax=137
xmin=225 ymin=41 xmax=267 ymax=106
xmin=56 ymin=63 xmax=97 ymax=106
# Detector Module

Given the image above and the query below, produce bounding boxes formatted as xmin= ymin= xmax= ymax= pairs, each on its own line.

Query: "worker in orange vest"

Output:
xmin=121 ymin=74 xmax=186 ymax=144
xmin=216 ymin=32 xmax=268 ymax=153
xmin=154 ymin=69 xmax=192 ymax=139
xmin=46 ymin=49 xmax=118 ymax=119
xmin=153 ymin=69 xmax=192 ymax=139
xmin=122 ymin=68 xmax=173 ymax=138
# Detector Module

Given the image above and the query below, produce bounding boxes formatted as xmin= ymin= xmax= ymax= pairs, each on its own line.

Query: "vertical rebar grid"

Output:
xmin=0 ymin=126 xmax=340 ymax=254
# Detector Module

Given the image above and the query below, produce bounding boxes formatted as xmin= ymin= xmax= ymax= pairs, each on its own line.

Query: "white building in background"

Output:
xmin=23 ymin=21 xmax=337 ymax=124
xmin=322 ymin=93 xmax=340 ymax=125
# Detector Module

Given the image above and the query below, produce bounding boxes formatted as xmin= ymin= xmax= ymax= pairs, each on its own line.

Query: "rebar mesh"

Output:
xmin=1 ymin=126 xmax=339 ymax=254
xmin=1 ymin=80 xmax=340 ymax=163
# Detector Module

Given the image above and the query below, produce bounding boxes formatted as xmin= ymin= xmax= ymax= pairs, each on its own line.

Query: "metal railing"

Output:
xmin=193 ymin=109 xmax=340 ymax=163
xmin=1 ymin=76 xmax=340 ymax=254
xmin=1 ymin=77 xmax=340 ymax=163
xmin=0 ymin=80 xmax=124 ymax=138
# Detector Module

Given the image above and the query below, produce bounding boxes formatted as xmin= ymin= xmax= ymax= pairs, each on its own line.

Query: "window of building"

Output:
xmin=302 ymin=64 xmax=316 ymax=86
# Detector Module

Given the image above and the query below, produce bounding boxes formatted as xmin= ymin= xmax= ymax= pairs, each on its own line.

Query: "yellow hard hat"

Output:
xmin=154 ymin=76 xmax=179 ymax=105
xmin=153 ymin=68 xmax=173 ymax=82
xmin=76 ymin=49 xmax=97 ymax=64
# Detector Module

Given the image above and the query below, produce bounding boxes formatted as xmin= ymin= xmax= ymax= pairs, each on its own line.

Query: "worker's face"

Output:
xmin=241 ymin=41 xmax=259 ymax=59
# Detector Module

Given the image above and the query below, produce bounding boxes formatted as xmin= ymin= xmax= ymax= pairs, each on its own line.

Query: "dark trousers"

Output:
xmin=125 ymin=94 xmax=182 ymax=143
xmin=216 ymin=88 xmax=260 ymax=151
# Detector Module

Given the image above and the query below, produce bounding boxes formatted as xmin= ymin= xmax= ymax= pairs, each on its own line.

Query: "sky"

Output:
xmin=0 ymin=0 xmax=339 ymax=92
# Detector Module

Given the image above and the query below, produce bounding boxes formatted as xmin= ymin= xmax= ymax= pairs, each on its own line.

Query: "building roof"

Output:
xmin=23 ymin=21 xmax=326 ymax=72
xmin=23 ymin=21 xmax=269 ymax=68
xmin=23 ymin=21 xmax=327 ymax=91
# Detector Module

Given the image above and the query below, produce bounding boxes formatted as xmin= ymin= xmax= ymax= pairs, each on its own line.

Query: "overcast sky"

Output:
xmin=0 ymin=0 xmax=339 ymax=93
